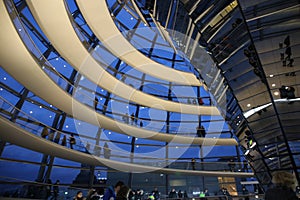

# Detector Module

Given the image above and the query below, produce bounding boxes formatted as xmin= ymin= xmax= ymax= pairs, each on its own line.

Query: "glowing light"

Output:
xmin=247 ymin=104 xmax=251 ymax=107
xmin=274 ymin=91 xmax=279 ymax=96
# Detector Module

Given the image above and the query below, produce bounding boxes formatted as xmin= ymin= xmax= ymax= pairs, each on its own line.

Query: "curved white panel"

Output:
xmin=76 ymin=0 xmax=202 ymax=86
xmin=0 ymin=0 xmax=237 ymax=146
xmin=25 ymin=0 xmax=220 ymax=116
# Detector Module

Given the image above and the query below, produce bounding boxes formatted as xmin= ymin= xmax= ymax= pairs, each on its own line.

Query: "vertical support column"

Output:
xmin=89 ymin=166 xmax=96 ymax=188
xmin=196 ymin=85 xmax=205 ymax=190
xmin=200 ymin=147 xmax=204 ymax=191
xmin=39 ymin=68 xmax=77 ymax=182
xmin=128 ymin=32 xmax=157 ymax=188
xmin=165 ymin=51 xmax=177 ymax=195
xmin=0 ymin=88 xmax=29 ymax=156
xmin=235 ymin=145 xmax=243 ymax=192
xmin=0 ymin=141 xmax=7 ymax=158
xmin=37 ymin=113 xmax=66 ymax=182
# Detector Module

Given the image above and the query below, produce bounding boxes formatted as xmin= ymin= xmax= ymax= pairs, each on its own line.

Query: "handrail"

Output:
xmin=0 ymin=115 xmax=253 ymax=177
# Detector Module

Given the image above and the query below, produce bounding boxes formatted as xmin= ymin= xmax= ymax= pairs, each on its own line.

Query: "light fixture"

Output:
xmin=269 ymin=74 xmax=274 ymax=77
xmin=29 ymin=111 xmax=33 ymax=114
xmin=274 ymin=91 xmax=279 ymax=96
xmin=65 ymin=125 xmax=69 ymax=128
xmin=250 ymin=142 xmax=256 ymax=149
xmin=271 ymin=83 xmax=276 ymax=87
xmin=245 ymin=149 xmax=250 ymax=155
xmin=247 ymin=104 xmax=251 ymax=107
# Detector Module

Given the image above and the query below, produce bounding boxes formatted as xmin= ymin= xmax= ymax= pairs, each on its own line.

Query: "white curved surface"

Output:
xmin=0 ymin=0 xmax=237 ymax=146
xmin=76 ymin=0 xmax=202 ymax=86
xmin=25 ymin=0 xmax=220 ymax=116
xmin=0 ymin=116 xmax=253 ymax=177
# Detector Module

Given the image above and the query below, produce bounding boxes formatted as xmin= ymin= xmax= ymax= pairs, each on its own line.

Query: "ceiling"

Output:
xmin=142 ymin=0 xmax=300 ymax=187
